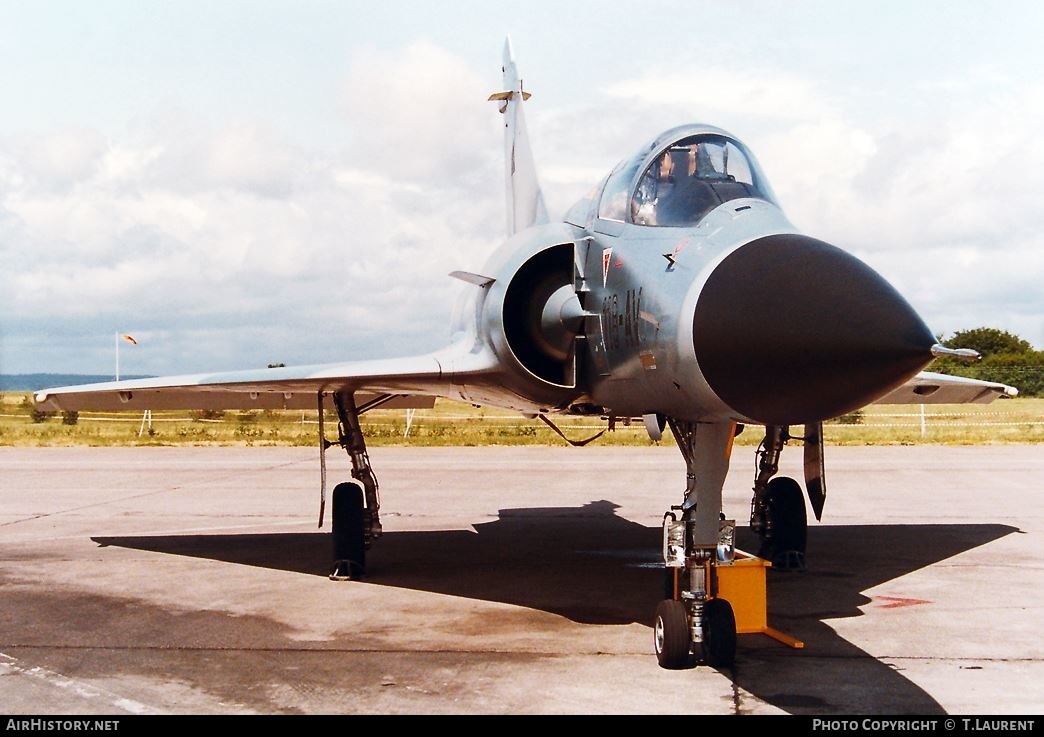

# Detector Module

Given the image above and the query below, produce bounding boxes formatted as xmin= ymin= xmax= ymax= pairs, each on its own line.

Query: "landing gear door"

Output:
xmin=803 ymin=421 xmax=826 ymax=521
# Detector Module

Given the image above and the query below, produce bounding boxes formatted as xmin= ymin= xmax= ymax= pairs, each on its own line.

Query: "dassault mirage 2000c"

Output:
xmin=36 ymin=40 xmax=1017 ymax=669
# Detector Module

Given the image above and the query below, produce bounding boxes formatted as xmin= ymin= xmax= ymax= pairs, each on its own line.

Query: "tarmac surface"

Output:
xmin=1 ymin=444 xmax=1041 ymax=715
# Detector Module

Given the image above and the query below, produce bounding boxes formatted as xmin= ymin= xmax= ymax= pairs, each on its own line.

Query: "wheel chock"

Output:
xmin=715 ymin=550 xmax=804 ymax=649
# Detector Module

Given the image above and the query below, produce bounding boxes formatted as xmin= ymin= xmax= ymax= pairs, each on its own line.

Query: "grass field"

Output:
xmin=2 ymin=392 xmax=1042 ymax=448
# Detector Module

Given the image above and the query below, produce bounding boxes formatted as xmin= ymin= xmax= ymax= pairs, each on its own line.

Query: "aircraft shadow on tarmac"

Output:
xmin=93 ymin=499 xmax=1016 ymax=715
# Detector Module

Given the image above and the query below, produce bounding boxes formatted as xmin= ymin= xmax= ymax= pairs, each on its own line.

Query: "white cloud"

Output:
xmin=6 ymin=127 xmax=108 ymax=192
xmin=2 ymin=44 xmax=506 ymax=374
xmin=606 ymin=67 xmax=839 ymax=124
xmin=202 ymin=123 xmax=307 ymax=198
xmin=339 ymin=42 xmax=500 ymax=185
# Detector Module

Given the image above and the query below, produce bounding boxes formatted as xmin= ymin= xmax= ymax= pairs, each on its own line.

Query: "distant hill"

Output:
xmin=1 ymin=374 xmax=153 ymax=392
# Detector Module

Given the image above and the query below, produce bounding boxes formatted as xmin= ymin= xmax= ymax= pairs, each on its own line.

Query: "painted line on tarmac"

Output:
xmin=0 ymin=651 xmax=159 ymax=715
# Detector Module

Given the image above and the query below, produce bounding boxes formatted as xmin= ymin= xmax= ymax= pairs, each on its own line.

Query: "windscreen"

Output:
xmin=630 ymin=135 xmax=775 ymax=226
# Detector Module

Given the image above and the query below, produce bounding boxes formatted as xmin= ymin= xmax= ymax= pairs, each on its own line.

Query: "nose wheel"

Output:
xmin=701 ymin=597 xmax=737 ymax=667
xmin=654 ymin=599 xmax=692 ymax=669
xmin=653 ymin=592 xmax=737 ymax=670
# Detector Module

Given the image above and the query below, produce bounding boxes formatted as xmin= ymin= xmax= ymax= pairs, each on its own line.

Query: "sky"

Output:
xmin=3 ymin=0 xmax=1044 ymax=377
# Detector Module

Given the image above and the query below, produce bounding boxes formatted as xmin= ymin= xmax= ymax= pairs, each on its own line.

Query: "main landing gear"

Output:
xmin=748 ymin=424 xmax=822 ymax=571
xmin=319 ymin=391 xmax=390 ymax=581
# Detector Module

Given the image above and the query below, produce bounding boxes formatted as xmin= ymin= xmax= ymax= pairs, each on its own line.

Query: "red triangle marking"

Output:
xmin=875 ymin=596 xmax=931 ymax=609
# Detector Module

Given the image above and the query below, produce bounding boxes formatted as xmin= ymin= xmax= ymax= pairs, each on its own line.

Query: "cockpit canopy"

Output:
xmin=597 ymin=126 xmax=777 ymax=227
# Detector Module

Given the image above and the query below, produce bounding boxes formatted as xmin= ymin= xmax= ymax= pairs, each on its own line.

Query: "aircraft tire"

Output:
xmin=759 ymin=476 xmax=807 ymax=567
xmin=654 ymin=599 xmax=691 ymax=669
xmin=701 ymin=597 xmax=737 ymax=667
xmin=330 ymin=481 xmax=366 ymax=580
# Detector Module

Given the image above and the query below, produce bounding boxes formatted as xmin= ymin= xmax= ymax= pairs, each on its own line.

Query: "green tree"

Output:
xmin=942 ymin=327 xmax=1031 ymax=358
xmin=975 ymin=351 xmax=1044 ymax=396
xmin=933 ymin=327 xmax=1042 ymax=396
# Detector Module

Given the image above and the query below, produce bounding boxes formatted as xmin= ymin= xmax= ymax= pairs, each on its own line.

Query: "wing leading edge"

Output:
xmin=33 ymin=345 xmax=501 ymax=412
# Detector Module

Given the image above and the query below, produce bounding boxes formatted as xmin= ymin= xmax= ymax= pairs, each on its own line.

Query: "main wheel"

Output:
xmin=330 ymin=481 xmax=366 ymax=580
xmin=654 ymin=599 xmax=691 ymax=669
xmin=701 ymin=597 xmax=737 ymax=667
xmin=758 ymin=476 xmax=807 ymax=570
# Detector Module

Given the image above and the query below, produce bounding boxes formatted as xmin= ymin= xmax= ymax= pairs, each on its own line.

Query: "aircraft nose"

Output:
xmin=692 ymin=233 xmax=937 ymax=425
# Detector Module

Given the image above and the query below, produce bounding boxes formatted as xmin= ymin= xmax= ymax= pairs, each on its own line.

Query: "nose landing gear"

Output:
xmin=655 ymin=509 xmax=738 ymax=669
xmin=655 ymin=503 xmax=804 ymax=669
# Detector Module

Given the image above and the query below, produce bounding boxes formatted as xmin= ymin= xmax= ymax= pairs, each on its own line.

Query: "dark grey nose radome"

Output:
xmin=692 ymin=234 xmax=937 ymax=425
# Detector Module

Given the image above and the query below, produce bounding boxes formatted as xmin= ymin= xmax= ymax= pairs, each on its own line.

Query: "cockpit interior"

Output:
xmin=594 ymin=128 xmax=777 ymax=228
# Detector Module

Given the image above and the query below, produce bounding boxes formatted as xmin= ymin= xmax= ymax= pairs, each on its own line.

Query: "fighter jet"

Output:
xmin=35 ymin=39 xmax=1017 ymax=669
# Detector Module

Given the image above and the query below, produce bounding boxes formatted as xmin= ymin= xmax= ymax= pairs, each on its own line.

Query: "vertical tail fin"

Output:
xmin=488 ymin=37 xmax=549 ymax=236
